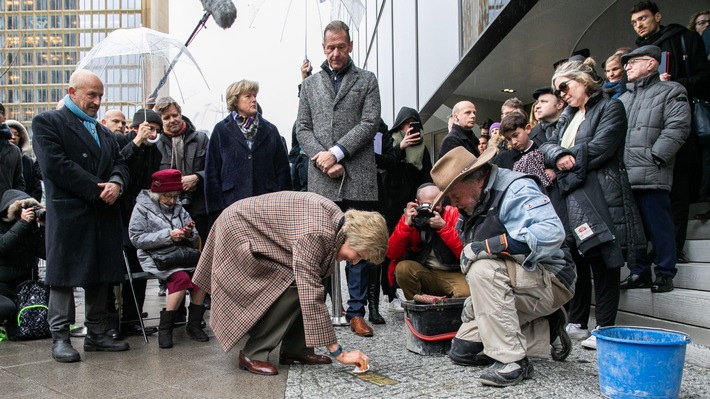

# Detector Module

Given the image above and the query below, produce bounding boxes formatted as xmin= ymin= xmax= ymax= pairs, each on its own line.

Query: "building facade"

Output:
xmin=0 ymin=0 xmax=167 ymax=129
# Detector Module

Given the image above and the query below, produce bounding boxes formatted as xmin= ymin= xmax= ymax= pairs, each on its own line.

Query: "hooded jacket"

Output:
xmin=5 ymin=120 xmax=42 ymax=202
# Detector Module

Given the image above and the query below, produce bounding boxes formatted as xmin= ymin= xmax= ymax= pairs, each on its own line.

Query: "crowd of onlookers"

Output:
xmin=0 ymin=0 xmax=708 ymax=387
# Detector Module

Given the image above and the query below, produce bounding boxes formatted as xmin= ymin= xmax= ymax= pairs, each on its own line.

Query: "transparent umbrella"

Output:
xmin=76 ymin=27 xmax=210 ymax=109
xmin=190 ymin=97 xmax=229 ymax=134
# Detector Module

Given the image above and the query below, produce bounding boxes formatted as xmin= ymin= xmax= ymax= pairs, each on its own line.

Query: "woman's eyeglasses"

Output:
xmin=554 ymin=80 xmax=574 ymax=96
xmin=160 ymin=193 xmax=180 ymax=200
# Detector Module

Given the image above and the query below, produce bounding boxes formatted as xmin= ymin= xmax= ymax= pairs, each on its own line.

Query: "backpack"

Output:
xmin=9 ymin=280 xmax=51 ymax=340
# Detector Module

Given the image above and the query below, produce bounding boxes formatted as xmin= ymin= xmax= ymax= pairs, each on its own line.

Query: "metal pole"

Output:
xmin=330 ymin=260 xmax=348 ymax=326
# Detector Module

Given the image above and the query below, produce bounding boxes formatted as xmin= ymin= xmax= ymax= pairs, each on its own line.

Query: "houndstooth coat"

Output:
xmin=192 ymin=191 xmax=345 ymax=352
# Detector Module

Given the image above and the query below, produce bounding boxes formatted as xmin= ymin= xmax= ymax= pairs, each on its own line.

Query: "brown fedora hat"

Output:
xmin=431 ymin=146 xmax=497 ymax=206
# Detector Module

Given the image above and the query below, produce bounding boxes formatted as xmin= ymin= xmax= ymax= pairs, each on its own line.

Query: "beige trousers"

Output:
xmin=455 ymin=257 xmax=571 ymax=363
xmin=395 ymin=260 xmax=470 ymax=300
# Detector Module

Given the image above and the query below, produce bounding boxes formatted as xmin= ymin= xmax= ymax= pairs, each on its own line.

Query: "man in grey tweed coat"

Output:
xmin=296 ymin=20 xmax=382 ymax=337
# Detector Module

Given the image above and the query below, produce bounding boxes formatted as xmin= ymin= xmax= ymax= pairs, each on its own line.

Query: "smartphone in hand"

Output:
xmin=409 ymin=121 xmax=421 ymax=133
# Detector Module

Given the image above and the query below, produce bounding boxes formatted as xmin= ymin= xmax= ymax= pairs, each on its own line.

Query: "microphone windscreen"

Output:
xmin=201 ymin=0 xmax=237 ymax=29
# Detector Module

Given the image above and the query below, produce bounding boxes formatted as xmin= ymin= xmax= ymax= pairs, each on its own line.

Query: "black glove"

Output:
xmin=460 ymin=234 xmax=510 ymax=274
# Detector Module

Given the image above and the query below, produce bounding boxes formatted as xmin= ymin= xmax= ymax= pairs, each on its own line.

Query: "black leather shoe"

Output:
xmin=84 ymin=331 xmax=130 ymax=352
xmin=620 ymin=274 xmax=652 ymax=289
xmin=52 ymin=339 xmax=80 ymax=363
xmin=448 ymin=338 xmax=494 ymax=366
xmin=121 ymin=323 xmax=157 ymax=336
xmin=106 ymin=328 xmax=123 ymax=341
xmin=676 ymin=250 xmax=690 ymax=264
xmin=479 ymin=357 xmax=533 ymax=387
xmin=651 ymin=276 xmax=674 ymax=293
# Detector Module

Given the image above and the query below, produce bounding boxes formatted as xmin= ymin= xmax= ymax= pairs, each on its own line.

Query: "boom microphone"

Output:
xmin=201 ymin=0 xmax=237 ymax=29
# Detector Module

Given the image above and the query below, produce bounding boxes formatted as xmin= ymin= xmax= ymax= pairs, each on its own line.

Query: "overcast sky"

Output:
xmin=169 ymin=0 xmax=335 ymax=146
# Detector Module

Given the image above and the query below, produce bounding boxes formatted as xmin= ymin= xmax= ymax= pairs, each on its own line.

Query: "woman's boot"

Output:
xmin=368 ymin=265 xmax=386 ymax=324
xmin=158 ymin=309 xmax=176 ymax=349
xmin=186 ymin=303 xmax=209 ymax=342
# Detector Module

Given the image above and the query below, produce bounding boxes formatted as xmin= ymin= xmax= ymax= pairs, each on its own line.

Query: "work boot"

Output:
xmin=159 ymin=309 xmax=176 ymax=349
xmin=547 ymin=308 xmax=572 ymax=361
xmin=367 ymin=264 xmax=385 ymax=325
xmin=84 ymin=330 xmax=130 ymax=352
xmin=186 ymin=303 xmax=209 ymax=342
xmin=52 ymin=339 xmax=80 ymax=363
xmin=448 ymin=338 xmax=494 ymax=366
xmin=479 ymin=356 xmax=533 ymax=387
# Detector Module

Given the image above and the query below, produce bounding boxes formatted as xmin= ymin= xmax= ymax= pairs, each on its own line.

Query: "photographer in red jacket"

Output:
xmin=386 ymin=183 xmax=467 ymax=300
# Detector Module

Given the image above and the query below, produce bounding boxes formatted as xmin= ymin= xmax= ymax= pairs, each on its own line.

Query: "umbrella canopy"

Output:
xmin=76 ymin=27 xmax=209 ymax=107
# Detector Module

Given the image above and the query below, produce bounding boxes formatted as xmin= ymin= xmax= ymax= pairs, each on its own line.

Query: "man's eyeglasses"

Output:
xmin=624 ymin=57 xmax=654 ymax=68
xmin=554 ymin=80 xmax=574 ymax=97
xmin=696 ymin=19 xmax=710 ymax=27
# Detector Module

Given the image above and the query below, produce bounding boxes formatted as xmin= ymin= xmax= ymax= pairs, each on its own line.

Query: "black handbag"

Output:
xmin=147 ymin=243 xmax=201 ymax=271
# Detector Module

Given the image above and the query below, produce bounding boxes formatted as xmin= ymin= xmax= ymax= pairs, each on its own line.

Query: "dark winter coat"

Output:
xmin=114 ymin=131 xmax=164 ymax=245
xmin=32 ymin=107 xmax=129 ymax=286
xmin=153 ymin=116 xmax=208 ymax=218
xmin=0 ymin=141 xmax=25 ymax=198
xmin=541 ymin=92 xmax=644 ymax=268
xmin=205 ymin=113 xmax=291 ymax=217
xmin=5 ymin=120 xmax=41 ymax=201
xmin=439 ymin=124 xmax=480 ymax=158
xmin=619 ymin=73 xmax=691 ymax=191
xmin=0 ymin=190 xmax=44 ymax=297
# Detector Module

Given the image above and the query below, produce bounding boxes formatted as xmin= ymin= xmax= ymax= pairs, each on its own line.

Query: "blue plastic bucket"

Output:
xmin=593 ymin=326 xmax=691 ymax=399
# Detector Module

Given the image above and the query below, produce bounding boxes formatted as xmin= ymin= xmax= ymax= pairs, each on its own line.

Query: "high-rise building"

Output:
xmin=0 ymin=0 xmax=168 ymax=129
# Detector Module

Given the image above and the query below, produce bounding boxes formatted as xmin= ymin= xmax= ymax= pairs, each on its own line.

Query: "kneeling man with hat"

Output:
xmin=431 ymin=147 xmax=576 ymax=387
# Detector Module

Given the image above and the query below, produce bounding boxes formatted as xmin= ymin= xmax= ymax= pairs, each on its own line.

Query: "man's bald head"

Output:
xmin=451 ymin=101 xmax=477 ymax=130
xmin=68 ymin=70 xmax=104 ymax=117
xmin=102 ymin=109 xmax=127 ymax=134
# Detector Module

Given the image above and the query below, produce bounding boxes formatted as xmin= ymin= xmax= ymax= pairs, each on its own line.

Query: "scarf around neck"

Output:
xmin=391 ymin=130 xmax=425 ymax=170
xmin=168 ymin=120 xmax=187 ymax=173
xmin=63 ymin=94 xmax=100 ymax=147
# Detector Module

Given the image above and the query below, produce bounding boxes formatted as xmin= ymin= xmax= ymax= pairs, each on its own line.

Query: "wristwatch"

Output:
xmin=329 ymin=344 xmax=343 ymax=357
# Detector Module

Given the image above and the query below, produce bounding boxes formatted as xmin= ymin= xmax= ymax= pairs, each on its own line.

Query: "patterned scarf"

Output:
xmin=232 ymin=111 xmax=259 ymax=149
xmin=167 ymin=120 xmax=187 ymax=173
xmin=63 ymin=94 xmax=100 ymax=148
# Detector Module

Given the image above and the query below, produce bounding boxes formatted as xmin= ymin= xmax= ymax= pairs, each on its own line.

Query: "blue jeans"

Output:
xmin=631 ymin=189 xmax=677 ymax=278
xmin=345 ymin=259 xmax=369 ymax=319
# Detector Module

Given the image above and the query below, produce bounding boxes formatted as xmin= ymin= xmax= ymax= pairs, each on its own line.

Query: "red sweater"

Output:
xmin=386 ymin=205 xmax=463 ymax=286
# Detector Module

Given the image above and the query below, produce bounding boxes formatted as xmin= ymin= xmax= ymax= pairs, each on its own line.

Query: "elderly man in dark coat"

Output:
xmin=32 ymin=70 xmax=130 ymax=363
xmin=193 ymin=191 xmax=388 ymax=376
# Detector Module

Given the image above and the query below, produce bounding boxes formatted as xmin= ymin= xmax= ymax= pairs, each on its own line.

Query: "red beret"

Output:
xmin=151 ymin=169 xmax=182 ymax=193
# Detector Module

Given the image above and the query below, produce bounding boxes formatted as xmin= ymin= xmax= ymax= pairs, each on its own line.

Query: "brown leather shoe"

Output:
xmin=238 ymin=351 xmax=278 ymax=375
xmin=279 ymin=351 xmax=333 ymax=365
xmin=349 ymin=316 xmax=374 ymax=337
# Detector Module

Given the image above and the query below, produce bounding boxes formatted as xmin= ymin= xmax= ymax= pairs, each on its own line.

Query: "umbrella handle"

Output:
xmin=147 ymin=134 xmax=161 ymax=144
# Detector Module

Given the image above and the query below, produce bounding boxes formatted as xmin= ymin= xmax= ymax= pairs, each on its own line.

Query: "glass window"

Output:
xmin=64 ymin=33 xmax=77 ymax=46
xmin=79 ymin=0 xmax=90 ymax=9
xmin=7 ymin=16 xmax=18 ymax=29
xmin=64 ymin=15 xmax=77 ymax=28
xmin=80 ymin=32 xmax=91 ymax=47
xmin=23 ymin=71 xmax=35 ymax=84
xmin=93 ymin=13 xmax=105 ymax=28
xmin=23 ymin=89 xmax=34 ymax=103
xmin=79 ymin=14 xmax=91 ymax=29
xmin=50 ymin=88 xmax=63 ymax=102
xmin=65 ymin=0 xmax=77 ymax=9
xmin=23 ymin=0 xmax=34 ymax=11
xmin=37 ymin=70 xmax=47 ymax=84
xmin=51 ymin=70 xmax=62 ymax=83
xmin=36 ymin=0 xmax=48 ymax=10
xmin=107 ymin=12 xmax=119 ymax=28
xmin=22 ymin=51 xmax=35 ymax=64
xmin=37 ymin=88 xmax=48 ymax=102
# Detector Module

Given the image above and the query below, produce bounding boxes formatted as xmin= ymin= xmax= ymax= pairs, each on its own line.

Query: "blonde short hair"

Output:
xmin=226 ymin=80 xmax=259 ymax=113
xmin=551 ymin=57 xmax=602 ymax=95
xmin=342 ymin=209 xmax=388 ymax=265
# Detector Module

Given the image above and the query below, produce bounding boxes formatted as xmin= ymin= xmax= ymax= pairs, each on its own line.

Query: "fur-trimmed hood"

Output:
xmin=4 ymin=119 xmax=30 ymax=153
xmin=1 ymin=189 xmax=40 ymax=222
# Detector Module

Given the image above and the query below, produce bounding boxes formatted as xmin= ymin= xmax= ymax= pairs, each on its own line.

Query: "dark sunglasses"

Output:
xmin=554 ymin=79 xmax=574 ymax=97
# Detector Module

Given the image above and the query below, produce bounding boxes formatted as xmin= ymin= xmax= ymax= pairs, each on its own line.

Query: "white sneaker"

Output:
xmin=388 ymin=298 xmax=404 ymax=313
xmin=581 ymin=329 xmax=597 ymax=350
xmin=566 ymin=323 xmax=590 ymax=339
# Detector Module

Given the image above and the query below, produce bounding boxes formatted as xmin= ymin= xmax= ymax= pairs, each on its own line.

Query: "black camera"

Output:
xmin=24 ymin=205 xmax=46 ymax=221
xmin=412 ymin=203 xmax=434 ymax=229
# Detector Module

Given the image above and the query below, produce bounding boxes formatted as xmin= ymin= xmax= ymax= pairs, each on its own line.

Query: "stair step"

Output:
xmin=686 ymin=219 xmax=710 ymax=240
xmin=618 ymin=288 xmax=710 ymax=329
xmin=621 ymin=263 xmax=710 ymax=292
xmin=683 ymin=240 xmax=710 ymax=263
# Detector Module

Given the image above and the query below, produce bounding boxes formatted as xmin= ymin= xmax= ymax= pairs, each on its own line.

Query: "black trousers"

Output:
xmin=567 ymin=247 xmax=620 ymax=329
